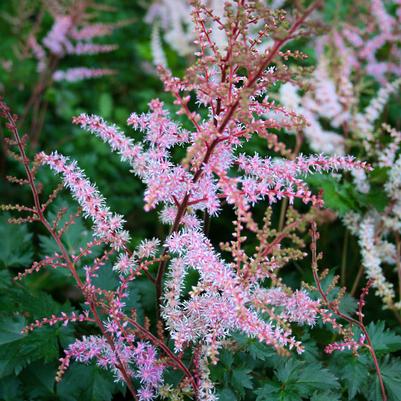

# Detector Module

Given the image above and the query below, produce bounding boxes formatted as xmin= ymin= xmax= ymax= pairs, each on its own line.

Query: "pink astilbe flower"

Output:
xmin=42 ymin=15 xmax=74 ymax=56
xmin=255 ymin=288 xmax=320 ymax=326
xmin=162 ymin=230 xmax=304 ymax=357
xmin=63 ymin=335 xmax=164 ymax=389
xmin=72 ymin=113 xmax=143 ymax=163
xmin=327 ymin=0 xmax=401 ymax=84
xmin=29 ymin=3 xmax=119 ymax=86
xmin=235 ymin=154 xmax=369 ymax=206
xmin=53 ymin=67 xmax=115 ymax=82
xmin=69 ymin=43 xmax=118 ymax=55
xmin=27 ymin=35 xmax=47 ymax=72
xmin=325 ymin=335 xmax=366 ymax=354
xmin=38 ymin=151 xmax=129 ymax=249
xmin=70 ymin=23 xmax=115 ymax=41
xmin=137 ymin=238 xmax=161 ymax=259
xmin=133 ymin=342 xmax=165 ymax=400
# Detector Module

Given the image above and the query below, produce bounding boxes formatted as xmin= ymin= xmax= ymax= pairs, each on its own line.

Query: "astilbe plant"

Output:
xmin=5 ymin=0 xmax=123 ymax=147
xmin=0 ymin=1 xmax=385 ymax=400
xmin=277 ymin=0 xmax=401 ymax=320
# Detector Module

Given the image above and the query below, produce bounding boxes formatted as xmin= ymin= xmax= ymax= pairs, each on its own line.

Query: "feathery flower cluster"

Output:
xmin=29 ymin=2 xmax=118 ymax=81
xmin=258 ymin=288 xmax=320 ymax=326
xmin=145 ymin=0 xmax=195 ymax=59
xmin=62 ymin=336 xmax=164 ymax=398
xmin=357 ymin=216 xmax=396 ymax=309
xmin=53 ymin=67 xmax=115 ymax=82
xmin=38 ymin=151 xmax=129 ymax=249
xmin=274 ymin=0 xmax=401 ymax=315
xmin=332 ymin=0 xmax=401 ymax=84
xmin=49 ymin=2 xmax=369 ymax=395
xmin=163 ymin=229 xmax=308 ymax=357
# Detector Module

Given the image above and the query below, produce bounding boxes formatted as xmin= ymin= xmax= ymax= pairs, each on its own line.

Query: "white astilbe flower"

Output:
xmin=151 ymin=23 xmax=167 ymax=67
xmin=358 ymin=216 xmax=396 ymax=309
xmin=385 ymin=154 xmax=401 ymax=230
xmin=279 ymin=82 xmax=345 ymax=155
xmin=302 ymin=57 xmax=349 ymax=128
xmin=377 ymin=124 xmax=401 ymax=167
xmin=354 ymin=79 xmax=401 ymax=149
xmin=351 ymin=169 xmax=370 ymax=194
xmin=146 ymin=0 xmax=195 ymax=57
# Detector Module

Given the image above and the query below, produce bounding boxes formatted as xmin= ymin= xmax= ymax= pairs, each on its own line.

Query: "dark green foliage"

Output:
xmin=0 ymin=215 xmax=33 ymax=268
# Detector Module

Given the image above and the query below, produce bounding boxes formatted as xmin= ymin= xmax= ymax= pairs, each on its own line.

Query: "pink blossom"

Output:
xmin=38 ymin=151 xmax=129 ymax=249
xmin=163 ymin=230 xmax=304 ymax=354
xmin=69 ymin=43 xmax=118 ymax=55
xmin=325 ymin=335 xmax=366 ymax=354
xmin=42 ymin=16 xmax=73 ymax=56
xmin=70 ymin=23 xmax=115 ymax=41
xmin=53 ymin=68 xmax=115 ymax=82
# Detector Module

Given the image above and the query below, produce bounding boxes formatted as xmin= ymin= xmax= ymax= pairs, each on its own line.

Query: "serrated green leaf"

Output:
xmin=367 ymin=321 xmax=401 ymax=354
xmin=218 ymin=387 xmax=238 ymax=401
xmin=369 ymin=167 xmax=389 ymax=184
xmin=367 ymin=357 xmax=401 ymax=401
xmin=307 ymin=175 xmax=355 ymax=215
xmin=58 ymin=364 xmax=120 ymax=401
xmin=0 ymin=375 xmax=23 ymax=401
xmin=310 ymin=390 xmax=340 ymax=401
xmin=0 ymin=316 xmax=69 ymax=377
xmin=0 ymin=215 xmax=33 ymax=268
xmin=255 ymin=382 xmax=281 ymax=401
xmin=269 ymin=359 xmax=339 ymax=400
xmin=336 ymin=353 xmax=370 ymax=400
xmin=232 ymin=367 xmax=253 ymax=393
xmin=19 ymin=361 xmax=56 ymax=398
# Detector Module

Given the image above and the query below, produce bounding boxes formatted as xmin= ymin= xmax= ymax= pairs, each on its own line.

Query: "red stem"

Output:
xmin=310 ymin=223 xmax=387 ymax=401
xmin=2 ymin=105 xmax=139 ymax=401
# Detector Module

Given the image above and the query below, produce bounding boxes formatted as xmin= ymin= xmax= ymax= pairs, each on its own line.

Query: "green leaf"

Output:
xmin=218 ymin=387 xmax=238 ymax=401
xmin=0 ymin=375 xmax=23 ymax=401
xmin=58 ymin=364 xmax=120 ymax=401
xmin=0 ymin=316 xmax=69 ymax=377
xmin=369 ymin=167 xmax=389 ymax=185
xmin=307 ymin=175 xmax=355 ymax=215
xmin=367 ymin=357 xmax=401 ymax=401
xmin=355 ymin=189 xmax=389 ymax=212
xmin=310 ymin=390 xmax=340 ymax=401
xmin=381 ymin=358 xmax=401 ymax=401
xmin=336 ymin=353 xmax=370 ymax=400
xmin=232 ymin=367 xmax=253 ymax=395
xmin=255 ymin=382 xmax=281 ymax=401
xmin=19 ymin=362 xmax=56 ymax=398
xmin=0 ymin=215 xmax=33 ymax=268
xmin=367 ymin=321 xmax=401 ymax=354
xmin=266 ymin=359 xmax=340 ymax=400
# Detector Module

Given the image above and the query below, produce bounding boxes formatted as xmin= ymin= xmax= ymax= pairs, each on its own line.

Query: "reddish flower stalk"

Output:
xmin=310 ymin=222 xmax=387 ymax=401
xmin=0 ymin=99 xmax=141 ymax=401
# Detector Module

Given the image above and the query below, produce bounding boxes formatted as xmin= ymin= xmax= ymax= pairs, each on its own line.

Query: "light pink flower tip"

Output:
xmin=53 ymin=68 xmax=115 ymax=82
xmin=70 ymin=23 xmax=114 ymax=41
xmin=68 ymin=43 xmax=118 ymax=55
xmin=325 ymin=334 xmax=366 ymax=354
xmin=38 ymin=151 xmax=129 ymax=249
xmin=72 ymin=114 xmax=142 ymax=164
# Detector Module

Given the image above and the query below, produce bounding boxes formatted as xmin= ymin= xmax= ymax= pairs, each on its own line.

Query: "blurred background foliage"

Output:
xmin=0 ymin=0 xmax=401 ymax=400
